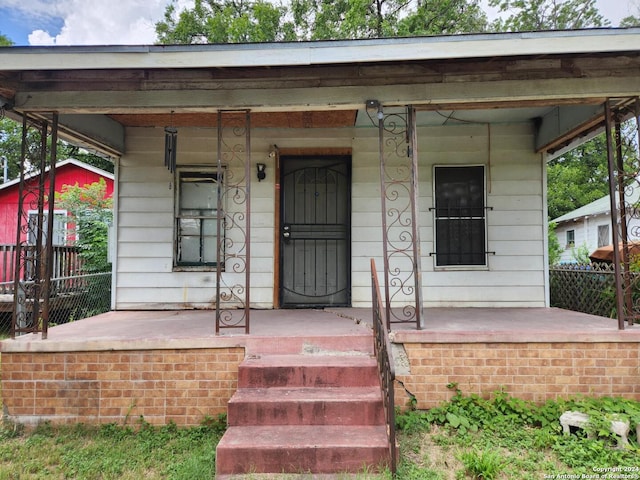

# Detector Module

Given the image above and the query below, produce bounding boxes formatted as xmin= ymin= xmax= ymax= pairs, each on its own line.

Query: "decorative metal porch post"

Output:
xmin=11 ymin=113 xmax=59 ymax=338
xmin=604 ymin=97 xmax=640 ymax=329
xmin=215 ymin=110 xmax=251 ymax=334
xmin=378 ymin=105 xmax=424 ymax=330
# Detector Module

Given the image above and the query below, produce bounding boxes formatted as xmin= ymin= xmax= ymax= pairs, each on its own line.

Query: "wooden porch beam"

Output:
xmin=14 ymin=76 xmax=640 ymax=114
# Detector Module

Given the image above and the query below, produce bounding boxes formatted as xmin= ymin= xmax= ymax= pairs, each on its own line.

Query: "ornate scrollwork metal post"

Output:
xmin=604 ymin=97 xmax=640 ymax=329
xmin=215 ymin=110 xmax=251 ymax=334
xmin=378 ymin=105 xmax=424 ymax=330
xmin=11 ymin=113 xmax=59 ymax=338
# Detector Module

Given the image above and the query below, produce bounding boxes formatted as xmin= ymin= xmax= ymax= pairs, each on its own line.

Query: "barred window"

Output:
xmin=434 ymin=166 xmax=486 ymax=267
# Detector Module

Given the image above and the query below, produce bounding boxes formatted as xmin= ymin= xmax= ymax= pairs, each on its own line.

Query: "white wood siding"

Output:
xmin=115 ymin=122 xmax=545 ymax=309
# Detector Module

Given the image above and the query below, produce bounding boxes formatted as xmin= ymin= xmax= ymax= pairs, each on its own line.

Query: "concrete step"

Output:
xmin=215 ymin=425 xmax=391 ymax=475
xmin=238 ymin=355 xmax=379 ymax=388
xmin=227 ymin=386 xmax=384 ymax=426
xmin=246 ymin=334 xmax=374 ymax=356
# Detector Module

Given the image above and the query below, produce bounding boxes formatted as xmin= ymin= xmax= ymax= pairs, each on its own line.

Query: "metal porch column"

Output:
xmin=378 ymin=105 xmax=424 ymax=330
xmin=11 ymin=114 xmax=59 ymax=338
xmin=604 ymin=97 xmax=640 ymax=329
xmin=215 ymin=110 xmax=251 ymax=334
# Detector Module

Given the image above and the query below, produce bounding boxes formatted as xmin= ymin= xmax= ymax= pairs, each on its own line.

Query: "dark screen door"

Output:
xmin=280 ymin=156 xmax=351 ymax=307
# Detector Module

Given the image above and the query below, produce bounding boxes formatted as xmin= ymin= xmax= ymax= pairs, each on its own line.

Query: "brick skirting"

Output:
xmin=394 ymin=342 xmax=640 ymax=409
xmin=1 ymin=348 xmax=244 ymax=426
xmin=3 ymin=341 xmax=639 ymax=426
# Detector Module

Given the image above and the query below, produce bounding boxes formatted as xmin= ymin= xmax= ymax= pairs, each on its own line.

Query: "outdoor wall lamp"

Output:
xmin=256 ymin=163 xmax=266 ymax=182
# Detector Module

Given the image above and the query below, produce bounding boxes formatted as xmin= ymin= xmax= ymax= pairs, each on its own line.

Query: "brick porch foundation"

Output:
xmin=3 ymin=309 xmax=640 ymax=426
xmin=1 ymin=348 xmax=244 ymax=426
xmin=394 ymin=342 xmax=640 ymax=409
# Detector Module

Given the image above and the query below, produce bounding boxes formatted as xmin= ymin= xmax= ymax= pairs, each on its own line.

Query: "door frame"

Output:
xmin=272 ymin=147 xmax=352 ymax=308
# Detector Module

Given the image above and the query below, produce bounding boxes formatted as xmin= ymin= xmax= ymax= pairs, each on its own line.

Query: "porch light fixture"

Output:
xmin=164 ymin=111 xmax=177 ymax=173
xmin=365 ymin=99 xmax=384 ymax=122
xmin=256 ymin=163 xmax=266 ymax=181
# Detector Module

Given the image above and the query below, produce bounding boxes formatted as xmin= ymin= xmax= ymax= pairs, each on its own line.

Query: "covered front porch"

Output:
xmin=2 ymin=307 xmax=639 ymax=427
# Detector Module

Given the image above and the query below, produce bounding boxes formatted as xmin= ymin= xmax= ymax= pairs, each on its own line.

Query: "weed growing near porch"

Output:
xmin=0 ymin=414 xmax=226 ymax=480
xmin=0 ymin=394 xmax=639 ymax=479
xmin=395 ymin=386 xmax=640 ymax=479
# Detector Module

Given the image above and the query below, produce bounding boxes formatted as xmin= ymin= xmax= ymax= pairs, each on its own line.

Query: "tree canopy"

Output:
xmin=0 ymin=33 xmax=12 ymax=46
xmin=488 ymin=0 xmax=608 ymax=31
xmin=157 ymin=0 xmax=490 ymax=43
xmin=56 ymin=178 xmax=113 ymax=273
xmin=155 ymin=0 xmax=618 ymax=44
xmin=547 ymin=134 xmax=610 ymax=220
xmin=0 ymin=117 xmax=114 ymax=184
xmin=156 ymin=0 xmax=297 ymax=44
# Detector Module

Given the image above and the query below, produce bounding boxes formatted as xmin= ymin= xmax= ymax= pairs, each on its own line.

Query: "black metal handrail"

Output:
xmin=370 ymin=258 xmax=397 ymax=475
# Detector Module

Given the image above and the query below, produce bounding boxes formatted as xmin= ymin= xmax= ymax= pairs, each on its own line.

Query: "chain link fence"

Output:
xmin=0 ymin=272 xmax=111 ymax=337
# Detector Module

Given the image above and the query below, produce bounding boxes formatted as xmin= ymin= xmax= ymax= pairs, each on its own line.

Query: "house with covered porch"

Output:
xmin=1 ymin=29 xmax=640 ymax=476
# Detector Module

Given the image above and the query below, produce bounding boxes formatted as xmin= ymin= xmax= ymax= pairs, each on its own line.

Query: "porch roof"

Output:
xmin=2 ymin=308 xmax=639 ymax=355
xmin=0 ymin=28 xmax=639 ymax=158
xmin=0 ymin=29 xmax=638 ymax=71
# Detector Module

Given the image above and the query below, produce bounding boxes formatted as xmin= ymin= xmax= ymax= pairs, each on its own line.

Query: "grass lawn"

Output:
xmin=0 ymin=391 xmax=638 ymax=479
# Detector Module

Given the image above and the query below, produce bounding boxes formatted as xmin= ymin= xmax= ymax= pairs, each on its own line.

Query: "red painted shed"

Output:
xmin=0 ymin=158 xmax=114 ymax=246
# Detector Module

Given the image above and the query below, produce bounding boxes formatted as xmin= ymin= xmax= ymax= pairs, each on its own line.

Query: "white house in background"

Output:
xmin=552 ymin=188 xmax=640 ymax=263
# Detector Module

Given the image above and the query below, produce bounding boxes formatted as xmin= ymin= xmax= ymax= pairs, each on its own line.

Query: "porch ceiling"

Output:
xmin=108 ymin=105 xmax=559 ymax=129
xmin=108 ymin=110 xmax=358 ymax=128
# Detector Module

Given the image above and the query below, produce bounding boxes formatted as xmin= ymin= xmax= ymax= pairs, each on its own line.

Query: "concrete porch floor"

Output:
xmin=2 ymin=307 xmax=640 ymax=354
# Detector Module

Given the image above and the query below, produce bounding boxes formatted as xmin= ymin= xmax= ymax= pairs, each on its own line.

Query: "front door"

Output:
xmin=280 ymin=156 xmax=351 ymax=307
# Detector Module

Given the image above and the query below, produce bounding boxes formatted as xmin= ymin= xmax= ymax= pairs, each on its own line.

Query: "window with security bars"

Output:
xmin=433 ymin=165 xmax=487 ymax=267
xmin=175 ymin=169 xmax=223 ymax=268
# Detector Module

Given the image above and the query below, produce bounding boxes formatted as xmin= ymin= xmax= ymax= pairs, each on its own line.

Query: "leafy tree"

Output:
xmin=56 ymin=178 xmax=113 ymax=273
xmin=397 ymin=0 xmax=488 ymax=36
xmin=0 ymin=118 xmax=33 ymax=181
xmin=547 ymin=133 xmax=610 ymax=220
xmin=621 ymin=15 xmax=640 ymax=27
xmin=0 ymin=117 xmax=113 ymax=184
xmin=571 ymin=242 xmax=591 ymax=263
xmin=291 ymin=0 xmax=404 ymax=40
xmin=156 ymin=0 xmax=297 ymax=44
xmin=158 ymin=0 xmax=489 ymax=43
xmin=548 ymin=222 xmax=563 ymax=266
xmin=57 ymin=143 xmax=114 ymax=174
xmin=488 ymin=0 xmax=608 ymax=31
xmin=0 ymin=33 xmax=12 ymax=46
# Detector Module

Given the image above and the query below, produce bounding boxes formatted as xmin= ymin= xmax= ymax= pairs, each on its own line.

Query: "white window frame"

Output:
xmin=566 ymin=229 xmax=575 ymax=249
xmin=597 ymin=224 xmax=609 ymax=248
xmin=174 ymin=167 xmax=224 ymax=270
xmin=27 ymin=209 xmax=69 ymax=246
xmin=432 ymin=165 xmax=488 ymax=269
